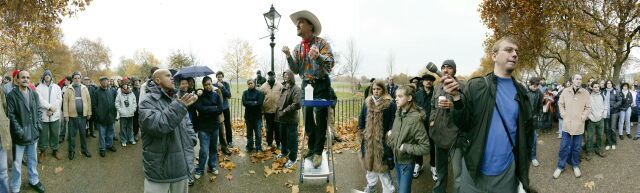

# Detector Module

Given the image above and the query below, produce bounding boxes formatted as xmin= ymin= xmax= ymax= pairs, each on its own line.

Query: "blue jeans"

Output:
xmin=196 ymin=130 xmax=218 ymax=174
xmin=557 ymin=132 xmax=583 ymax=170
xmin=11 ymin=143 xmax=40 ymax=193
xmin=97 ymin=123 xmax=115 ymax=151
xmin=395 ymin=162 xmax=414 ymax=193
xmin=618 ymin=108 xmax=631 ymax=135
xmin=280 ymin=123 xmax=299 ymax=161
xmin=119 ymin=117 xmax=134 ymax=144
xmin=246 ymin=117 xmax=263 ymax=151
xmin=636 ymin=114 xmax=640 ymax=137
xmin=0 ymin=149 xmax=9 ymax=193
xmin=531 ymin=130 xmax=538 ymax=160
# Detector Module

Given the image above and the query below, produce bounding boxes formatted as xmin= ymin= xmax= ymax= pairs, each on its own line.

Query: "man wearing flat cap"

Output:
xmin=92 ymin=76 xmax=118 ymax=158
xmin=282 ymin=10 xmax=335 ymax=169
xmin=63 ymin=72 xmax=92 ymax=160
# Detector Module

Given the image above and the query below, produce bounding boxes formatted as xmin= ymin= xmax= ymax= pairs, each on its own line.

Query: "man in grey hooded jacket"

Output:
xmin=139 ymin=69 xmax=198 ymax=193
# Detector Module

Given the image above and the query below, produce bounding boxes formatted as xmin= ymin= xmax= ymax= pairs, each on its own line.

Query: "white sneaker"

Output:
xmin=557 ymin=134 xmax=562 ymax=139
xmin=430 ymin=166 xmax=438 ymax=181
xmin=605 ymin=146 xmax=610 ymax=150
xmin=573 ymin=167 xmax=581 ymax=178
xmin=285 ymin=160 xmax=297 ymax=168
xmin=612 ymin=145 xmax=616 ymax=150
xmin=121 ymin=143 xmax=126 ymax=147
xmin=412 ymin=164 xmax=421 ymax=178
xmin=131 ymin=141 xmax=136 ymax=145
xmin=194 ymin=174 xmax=201 ymax=180
xmin=531 ymin=159 xmax=540 ymax=167
xmin=552 ymin=168 xmax=562 ymax=179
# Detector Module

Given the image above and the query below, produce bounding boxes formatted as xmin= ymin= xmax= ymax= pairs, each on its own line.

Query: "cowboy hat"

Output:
xmin=290 ymin=10 xmax=322 ymax=37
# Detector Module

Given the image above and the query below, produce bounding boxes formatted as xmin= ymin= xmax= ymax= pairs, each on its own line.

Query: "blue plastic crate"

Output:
xmin=302 ymin=100 xmax=334 ymax=107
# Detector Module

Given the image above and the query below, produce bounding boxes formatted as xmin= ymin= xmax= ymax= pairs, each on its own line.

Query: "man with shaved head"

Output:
xmin=138 ymin=69 xmax=198 ymax=193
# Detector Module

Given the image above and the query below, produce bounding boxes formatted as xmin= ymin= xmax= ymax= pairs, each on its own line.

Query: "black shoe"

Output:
xmin=627 ymin=134 xmax=632 ymax=139
xmin=91 ymin=133 xmax=97 ymax=138
xmin=634 ymin=137 xmax=640 ymax=141
xmin=114 ymin=137 xmax=118 ymax=141
xmin=620 ymin=135 xmax=624 ymax=140
xmin=303 ymin=150 xmax=314 ymax=159
xmin=100 ymin=150 xmax=106 ymax=157
xmin=68 ymin=152 xmax=75 ymax=160
xmin=584 ymin=152 xmax=591 ymax=161
xmin=82 ymin=151 xmax=92 ymax=158
xmin=108 ymin=146 xmax=117 ymax=152
xmin=222 ymin=148 xmax=232 ymax=155
xmin=595 ymin=151 xmax=606 ymax=158
xmin=29 ymin=182 xmax=45 ymax=193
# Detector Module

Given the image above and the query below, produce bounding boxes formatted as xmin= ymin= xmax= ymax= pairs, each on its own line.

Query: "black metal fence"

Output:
xmin=229 ymin=98 xmax=364 ymax=125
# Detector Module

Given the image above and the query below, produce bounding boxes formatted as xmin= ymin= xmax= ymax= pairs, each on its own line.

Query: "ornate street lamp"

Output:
xmin=263 ymin=4 xmax=280 ymax=72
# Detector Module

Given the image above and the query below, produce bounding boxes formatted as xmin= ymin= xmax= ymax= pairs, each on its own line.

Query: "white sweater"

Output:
xmin=36 ymin=82 xmax=62 ymax=122
xmin=115 ymin=91 xmax=137 ymax=118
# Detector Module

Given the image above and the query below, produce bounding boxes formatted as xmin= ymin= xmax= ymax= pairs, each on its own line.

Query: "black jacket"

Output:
xmin=452 ymin=73 xmax=535 ymax=193
xmin=415 ymin=88 xmax=433 ymax=127
xmin=606 ymin=88 xmax=622 ymax=114
xmin=242 ymin=88 xmax=264 ymax=120
xmin=526 ymin=88 xmax=544 ymax=117
xmin=6 ymin=88 xmax=42 ymax=145
xmin=620 ymin=90 xmax=633 ymax=110
xmin=92 ymin=87 xmax=117 ymax=124
xmin=195 ymin=90 xmax=223 ymax=132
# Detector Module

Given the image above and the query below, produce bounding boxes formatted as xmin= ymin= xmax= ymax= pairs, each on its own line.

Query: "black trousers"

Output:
xmin=264 ymin=113 xmax=280 ymax=147
xmin=223 ymin=108 xmax=233 ymax=144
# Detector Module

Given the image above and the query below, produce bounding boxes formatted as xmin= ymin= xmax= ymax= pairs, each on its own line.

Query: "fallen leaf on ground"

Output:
xmin=225 ymin=173 xmax=233 ymax=181
xmin=285 ymin=180 xmax=294 ymax=188
xmin=538 ymin=140 xmax=544 ymax=145
xmin=326 ymin=184 xmax=335 ymax=193
xmin=209 ymin=176 xmax=217 ymax=182
xmin=264 ymin=166 xmax=274 ymax=177
xmin=54 ymin=167 xmax=63 ymax=174
xmin=291 ymin=185 xmax=299 ymax=193
xmin=594 ymin=174 xmax=604 ymax=180
xmin=249 ymin=170 xmax=255 ymax=174
xmin=584 ymin=181 xmax=595 ymax=191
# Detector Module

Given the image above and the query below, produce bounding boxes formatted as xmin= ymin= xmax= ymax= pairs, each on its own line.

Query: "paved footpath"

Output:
xmin=14 ymin=125 xmax=640 ymax=192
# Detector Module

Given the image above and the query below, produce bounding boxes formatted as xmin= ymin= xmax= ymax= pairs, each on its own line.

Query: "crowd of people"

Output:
xmin=1 ymin=9 xmax=640 ymax=193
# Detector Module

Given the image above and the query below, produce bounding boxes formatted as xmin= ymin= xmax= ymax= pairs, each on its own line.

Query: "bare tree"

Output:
xmin=387 ymin=50 xmax=395 ymax=78
xmin=71 ymin=37 xmax=111 ymax=79
xmin=222 ymin=38 xmax=256 ymax=93
xmin=342 ymin=38 xmax=361 ymax=93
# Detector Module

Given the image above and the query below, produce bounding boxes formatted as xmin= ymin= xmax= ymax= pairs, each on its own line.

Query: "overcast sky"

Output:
xmin=61 ymin=0 xmax=491 ymax=78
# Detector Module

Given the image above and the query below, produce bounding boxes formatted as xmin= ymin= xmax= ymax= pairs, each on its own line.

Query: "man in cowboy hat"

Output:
xmin=282 ymin=10 xmax=335 ymax=169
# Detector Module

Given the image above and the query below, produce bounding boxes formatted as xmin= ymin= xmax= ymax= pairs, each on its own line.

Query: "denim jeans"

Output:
xmin=246 ymin=117 xmax=263 ymax=151
xmin=97 ymin=123 xmax=115 ymax=151
xmin=636 ymin=113 xmax=640 ymax=137
xmin=0 ymin=149 xmax=9 ymax=193
xmin=395 ymin=162 xmax=415 ymax=193
xmin=280 ymin=123 xmax=299 ymax=162
xmin=557 ymin=132 xmax=583 ymax=170
xmin=68 ymin=117 xmax=88 ymax=153
xmin=605 ymin=113 xmax=618 ymax=145
xmin=119 ymin=117 xmax=134 ymax=144
xmin=618 ymin=108 xmax=631 ymax=135
xmin=11 ymin=143 xmax=40 ymax=193
xmin=531 ymin=129 xmax=538 ymax=160
xmin=196 ymin=130 xmax=218 ymax=174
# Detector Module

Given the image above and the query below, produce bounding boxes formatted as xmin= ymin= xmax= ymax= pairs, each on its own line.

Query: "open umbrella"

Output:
xmin=173 ymin=66 xmax=214 ymax=79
